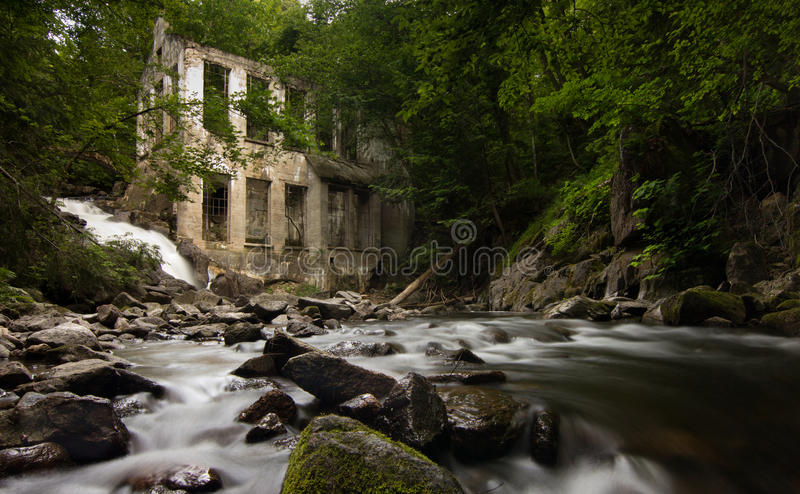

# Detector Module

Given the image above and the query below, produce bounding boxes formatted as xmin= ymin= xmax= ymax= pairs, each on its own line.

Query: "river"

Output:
xmin=3 ymin=314 xmax=800 ymax=493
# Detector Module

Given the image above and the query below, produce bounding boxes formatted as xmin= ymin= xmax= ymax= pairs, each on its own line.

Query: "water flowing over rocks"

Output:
xmin=0 ymin=442 xmax=72 ymax=478
xmin=16 ymin=359 xmax=163 ymax=398
xmin=281 ymin=415 xmax=465 ymax=494
xmin=531 ymin=410 xmax=560 ymax=466
xmin=237 ymin=389 xmax=297 ymax=424
xmin=245 ymin=413 xmax=287 ymax=443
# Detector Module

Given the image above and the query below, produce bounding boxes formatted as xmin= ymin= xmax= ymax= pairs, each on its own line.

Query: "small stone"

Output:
xmin=337 ymin=393 xmax=382 ymax=424
xmin=165 ymin=465 xmax=223 ymax=492
xmin=531 ymin=410 xmax=560 ymax=466
xmin=245 ymin=413 xmax=286 ymax=443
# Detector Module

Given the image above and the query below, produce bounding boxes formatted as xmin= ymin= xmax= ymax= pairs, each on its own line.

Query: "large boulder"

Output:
xmin=15 ymin=359 xmax=163 ymax=398
xmin=210 ymin=271 xmax=263 ymax=299
xmin=0 ymin=442 xmax=72 ymax=477
xmin=26 ymin=323 xmax=99 ymax=350
xmin=297 ymin=297 xmax=353 ymax=320
xmin=0 ymin=391 xmax=129 ymax=463
xmin=439 ymin=386 xmax=529 ymax=461
xmin=245 ymin=299 xmax=288 ymax=323
xmin=231 ymin=355 xmax=276 ymax=378
xmin=281 ymin=415 xmax=464 ymax=494
xmin=96 ymin=304 xmax=122 ymax=328
xmin=177 ymin=239 xmax=211 ymax=287
xmin=262 ymin=331 xmax=319 ymax=370
xmin=761 ymin=308 xmax=800 ymax=336
xmin=660 ymin=287 xmax=746 ymax=325
xmin=282 ymin=353 xmax=397 ymax=405
xmin=223 ymin=322 xmax=264 ymax=346
xmin=324 ymin=340 xmax=395 ymax=358
xmin=373 ymin=373 xmax=447 ymax=451
xmin=543 ymin=296 xmax=615 ymax=321
xmin=726 ymin=242 xmax=769 ymax=292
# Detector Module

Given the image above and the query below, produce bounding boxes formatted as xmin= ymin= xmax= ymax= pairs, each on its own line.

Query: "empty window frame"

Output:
xmin=285 ymin=184 xmax=306 ymax=247
xmin=246 ymin=74 xmax=271 ymax=143
xmin=246 ymin=178 xmax=270 ymax=244
xmin=328 ymin=187 xmax=347 ymax=247
xmin=203 ymin=61 xmax=230 ymax=131
xmin=202 ymin=174 xmax=229 ymax=242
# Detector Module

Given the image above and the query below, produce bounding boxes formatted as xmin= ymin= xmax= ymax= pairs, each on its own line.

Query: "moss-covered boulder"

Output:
xmin=760 ymin=308 xmax=800 ymax=336
xmin=660 ymin=287 xmax=746 ymax=326
xmin=281 ymin=415 xmax=464 ymax=494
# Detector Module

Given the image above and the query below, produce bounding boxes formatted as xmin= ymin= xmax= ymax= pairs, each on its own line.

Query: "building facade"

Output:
xmin=132 ymin=18 xmax=412 ymax=289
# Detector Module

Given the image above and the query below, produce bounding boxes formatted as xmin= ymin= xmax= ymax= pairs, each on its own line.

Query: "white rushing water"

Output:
xmin=58 ymin=198 xmax=200 ymax=288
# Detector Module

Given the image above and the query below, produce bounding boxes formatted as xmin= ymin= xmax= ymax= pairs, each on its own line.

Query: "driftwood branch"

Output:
xmin=390 ymin=250 xmax=455 ymax=306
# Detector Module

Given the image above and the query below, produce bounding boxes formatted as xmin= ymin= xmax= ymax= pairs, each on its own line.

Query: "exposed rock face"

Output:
xmin=374 ymin=373 xmax=447 ymax=451
xmin=439 ymin=386 xmax=529 ymax=461
xmin=237 ymin=389 xmax=297 ymax=424
xmin=610 ymin=135 xmax=645 ymax=246
xmin=531 ymin=410 xmax=560 ymax=466
xmin=0 ymin=391 xmax=129 ymax=463
xmin=282 ymin=353 xmax=397 ymax=405
xmin=210 ymin=271 xmax=263 ymax=299
xmin=726 ymin=242 xmax=769 ymax=292
xmin=297 ymin=297 xmax=353 ymax=320
xmin=177 ymin=239 xmax=211 ymax=286
xmin=324 ymin=340 xmax=395 ymax=357
xmin=15 ymin=359 xmax=163 ymax=399
xmin=245 ymin=413 xmax=286 ymax=443
xmin=660 ymin=287 xmax=746 ymax=326
xmin=231 ymin=355 xmax=276 ymax=378
xmin=281 ymin=415 xmax=464 ymax=494
xmin=26 ymin=323 xmax=99 ymax=350
xmin=262 ymin=331 xmax=319 ymax=370
xmin=0 ymin=442 xmax=72 ymax=477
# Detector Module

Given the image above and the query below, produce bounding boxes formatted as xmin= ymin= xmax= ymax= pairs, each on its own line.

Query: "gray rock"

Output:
xmin=337 ymin=393 xmax=382 ymax=424
xmin=231 ymin=355 xmax=276 ymax=378
xmin=26 ymin=323 xmax=99 ymax=350
xmin=111 ymin=292 xmax=146 ymax=310
xmin=281 ymin=415 xmax=464 ymax=494
xmin=223 ymin=322 xmax=264 ymax=346
xmin=0 ymin=362 xmax=33 ymax=389
xmin=374 ymin=373 xmax=447 ymax=451
xmin=96 ymin=304 xmax=122 ymax=328
xmin=439 ymin=386 xmax=529 ymax=461
xmin=245 ymin=413 xmax=286 ymax=443
xmin=245 ymin=299 xmax=288 ymax=323
xmin=210 ymin=271 xmax=263 ymax=299
xmin=0 ymin=442 xmax=72 ymax=477
xmin=543 ymin=296 xmax=615 ymax=321
xmin=262 ymin=331 xmax=319 ymax=370
xmin=0 ymin=391 xmax=129 ymax=463
xmin=298 ymin=297 xmax=353 ymax=320
xmin=181 ymin=323 xmax=227 ymax=340
xmin=478 ymin=327 xmax=511 ymax=344
xmin=425 ymin=343 xmax=484 ymax=364
xmin=286 ymin=319 xmax=327 ymax=338
xmin=237 ymin=389 xmax=297 ymax=424
xmin=324 ymin=340 xmax=394 ymax=357
xmin=16 ymin=359 xmax=163 ymax=398
xmin=282 ymin=352 xmax=397 ymax=405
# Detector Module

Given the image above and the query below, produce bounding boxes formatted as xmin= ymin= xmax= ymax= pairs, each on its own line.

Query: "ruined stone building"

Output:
xmin=131 ymin=18 xmax=412 ymax=289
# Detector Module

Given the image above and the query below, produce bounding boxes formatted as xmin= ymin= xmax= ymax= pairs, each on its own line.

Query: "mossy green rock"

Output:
xmin=760 ymin=308 xmax=800 ymax=336
xmin=281 ymin=415 xmax=464 ymax=494
xmin=775 ymin=299 xmax=800 ymax=311
xmin=660 ymin=287 xmax=746 ymax=326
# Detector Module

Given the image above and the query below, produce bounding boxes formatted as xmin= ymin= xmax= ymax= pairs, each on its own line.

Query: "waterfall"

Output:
xmin=58 ymin=198 xmax=200 ymax=287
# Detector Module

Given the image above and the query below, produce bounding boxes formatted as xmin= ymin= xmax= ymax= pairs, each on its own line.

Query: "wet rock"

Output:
xmin=439 ymin=386 xmax=529 ymax=461
xmin=478 ymin=327 xmax=511 ymax=344
xmin=231 ymin=355 xmax=277 ymax=378
xmin=286 ymin=320 xmax=327 ymax=338
xmin=111 ymin=292 xmax=146 ymax=310
xmin=223 ymin=378 xmax=277 ymax=393
xmin=262 ymin=331 xmax=319 ymax=370
xmin=132 ymin=465 xmax=223 ymax=493
xmin=543 ymin=296 xmax=615 ymax=321
xmin=273 ymin=435 xmax=299 ymax=451
xmin=283 ymin=352 xmax=397 ymax=405
xmin=281 ymin=415 xmax=464 ymax=494
xmin=245 ymin=299 xmax=288 ymax=323
xmin=427 ymin=370 xmax=507 ymax=385
xmin=323 ymin=319 xmax=341 ymax=330
xmin=660 ymin=287 xmax=746 ymax=326
xmin=113 ymin=395 xmax=152 ymax=418
xmin=96 ymin=304 xmax=123 ymax=328
xmin=0 ymin=391 xmax=129 ymax=463
xmin=324 ymin=340 xmax=394 ymax=357
xmin=208 ymin=311 xmax=258 ymax=325
xmin=26 ymin=323 xmax=99 ymax=350
xmin=298 ymin=297 xmax=353 ymax=320
xmin=0 ymin=442 xmax=72 ymax=477
xmin=374 ymin=373 xmax=447 ymax=451
xmin=530 ymin=410 xmax=560 ymax=466
xmin=0 ymin=361 xmax=33 ymax=389
xmin=337 ymin=393 xmax=382 ymax=424
xmin=237 ymin=389 xmax=297 ymax=424
xmin=16 ymin=359 xmax=164 ymax=399
xmin=181 ymin=323 xmax=227 ymax=341
xmin=42 ymin=344 xmax=131 ymax=367
xmin=761 ymin=308 xmax=800 ymax=336
xmin=245 ymin=413 xmax=286 ymax=443
xmin=0 ymin=391 xmax=19 ymax=410
xmin=425 ymin=342 xmax=484 ymax=364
